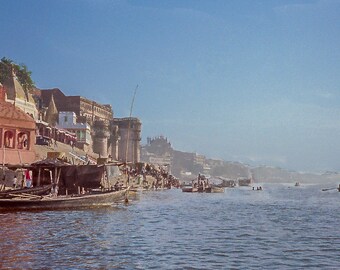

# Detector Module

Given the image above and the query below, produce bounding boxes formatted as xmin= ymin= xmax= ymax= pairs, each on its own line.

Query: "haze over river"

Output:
xmin=0 ymin=184 xmax=339 ymax=269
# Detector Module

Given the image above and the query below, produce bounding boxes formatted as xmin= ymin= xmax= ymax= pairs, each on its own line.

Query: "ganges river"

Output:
xmin=0 ymin=183 xmax=339 ymax=269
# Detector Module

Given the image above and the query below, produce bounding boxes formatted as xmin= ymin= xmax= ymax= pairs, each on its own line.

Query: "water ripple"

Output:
xmin=0 ymin=184 xmax=339 ymax=269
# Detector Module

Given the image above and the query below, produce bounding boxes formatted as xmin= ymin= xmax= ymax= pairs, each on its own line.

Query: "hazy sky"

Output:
xmin=1 ymin=0 xmax=340 ymax=172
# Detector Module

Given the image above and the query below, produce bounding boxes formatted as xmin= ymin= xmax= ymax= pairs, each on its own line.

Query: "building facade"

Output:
xmin=57 ymin=111 xmax=91 ymax=146
xmin=111 ymin=117 xmax=141 ymax=163
xmin=39 ymin=88 xmax=113 ymax=125
xmin=0 ymin=83 xmax=36 ymax=164
xmin=3 ymin=70 xmax=38 ymax=119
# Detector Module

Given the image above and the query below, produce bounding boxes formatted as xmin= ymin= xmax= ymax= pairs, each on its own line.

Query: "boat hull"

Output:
xmin=0 ymin=189 xmax=128 ymax=211
xmin=182 ymin=186 xmax=224 ymax=193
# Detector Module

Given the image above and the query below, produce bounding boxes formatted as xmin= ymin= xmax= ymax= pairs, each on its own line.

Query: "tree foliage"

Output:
xmin=0 ymin=57 xmax=35 ymax=94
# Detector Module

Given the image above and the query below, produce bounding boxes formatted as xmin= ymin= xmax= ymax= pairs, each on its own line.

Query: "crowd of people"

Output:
xmin=121 ymin=163 xmax=180 ymax=190
xmin=191 ymin=174 xmax=211 ymax=192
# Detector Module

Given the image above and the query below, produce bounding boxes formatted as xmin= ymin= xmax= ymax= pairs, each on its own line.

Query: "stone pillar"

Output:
xmin=111 ymin=117 xmax=142 ymax=163
xmin=92 ymin=120 xmax=110 ymax=158
xmin=109 ymin=124 xmax=120 ymax=160
xmin=132 ymin=120 xmax=141 ymax=163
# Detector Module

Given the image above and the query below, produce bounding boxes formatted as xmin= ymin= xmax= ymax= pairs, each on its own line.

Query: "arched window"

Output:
xmin=4 ymin=130 xmax=15 ymax=148
xmin=17 ymin=131 xmax=29 ymax=150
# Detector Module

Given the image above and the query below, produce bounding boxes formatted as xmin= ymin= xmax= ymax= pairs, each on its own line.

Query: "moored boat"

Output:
xmin=0 ymin=158 xmax=131 ymax=211
xmin=182 ymin=185 xmax=224 ymax=193
xmin=0 ymin=188 xmax=129 ymax=211
xmin=182 ymin=174 xmax=225 ymax=193
xmin=0 ymin=184 xmax=52 ymax=199
xmin=211 ymin=186 xmax=225 ymax=193
xmin=182 ymin=186 xmax=198 ymax=193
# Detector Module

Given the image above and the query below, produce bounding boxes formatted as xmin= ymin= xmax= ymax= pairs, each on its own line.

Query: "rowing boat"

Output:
xmin=0 ymin=188 xmax=129 ymax=211
xmin=0 ymin=185 xmax=52 ymax=199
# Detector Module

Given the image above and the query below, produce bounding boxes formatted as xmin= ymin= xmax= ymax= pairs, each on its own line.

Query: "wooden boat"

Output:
xmin=0 ymin=184 xmax=52 ymax=199
xmin=211 ymin=186 xmax=225 ymax=193
xmin=182 ymin=186 xmax=198 ymax=193
xmin=204 ymin=186 xmax=225 ymax=193
xmin=182 ymin=185 xmax=224 ymax=193
xmin=238 ymin=178 xmax=252 ymax=186
xmin=0 ymin=188 xmax=129 ymax=211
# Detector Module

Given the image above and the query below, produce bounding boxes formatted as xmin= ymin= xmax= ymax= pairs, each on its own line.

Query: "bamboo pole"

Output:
xmin=2 ymin=146 xmax=5 ymax=166
xmin=37 ymin=168 xmax=41 ymax=187
xmin=18 ymin=150 xmax=22 ymax=164
xmin=124 ymin=85 xmax=138 ymax=188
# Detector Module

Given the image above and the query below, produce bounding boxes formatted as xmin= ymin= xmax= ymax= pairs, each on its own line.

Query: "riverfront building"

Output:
xmin=111 ymin=118 xmax=141 ymax=163
xmin=38 ymin=88 xmax=142 ymax=162
xmin=141 ymin=136 xmax=173 ymax=167
xmin=57 ymin=111 xmax=92 ymax=147
xmin=2 ymin=69 xmax=38 ymax=119
xmin=0 ymin=83 xmax=36 ymax=164
xmin=39 ymin=88 xmax=113 ymax=125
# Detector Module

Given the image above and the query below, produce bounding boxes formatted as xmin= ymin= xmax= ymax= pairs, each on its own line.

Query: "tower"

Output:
xmin=112 ymin=117 xmax=141 ymax=163
xmin=92 ymin=120 xmax=110 ymax=158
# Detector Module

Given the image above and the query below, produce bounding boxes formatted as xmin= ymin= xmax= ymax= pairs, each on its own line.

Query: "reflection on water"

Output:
xmin=0 ymin=184 xmax=339 ymax=269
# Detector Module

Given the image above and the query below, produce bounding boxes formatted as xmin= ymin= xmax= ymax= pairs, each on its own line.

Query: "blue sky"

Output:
xmin=1 ymin=0 xmax=340 ymax=172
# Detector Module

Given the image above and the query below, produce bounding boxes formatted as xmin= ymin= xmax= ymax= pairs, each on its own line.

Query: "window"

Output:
xmin=4 ymin=130 xmax=15 ymax=148
xmin=0 ymin=128 xmax=2 ymax=148
xmin=17 ymin=131 xmax=29 ymax=150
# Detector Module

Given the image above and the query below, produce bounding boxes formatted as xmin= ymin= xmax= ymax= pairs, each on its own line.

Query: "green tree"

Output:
xmin=0 ymin=57 xmax=13 ymax=82
xmin=0 ymin=57 xmax=35 ymax=94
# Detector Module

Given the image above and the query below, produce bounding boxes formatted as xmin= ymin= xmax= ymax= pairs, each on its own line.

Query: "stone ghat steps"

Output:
xmin=35 ymin=143 xmax=98 ymax=165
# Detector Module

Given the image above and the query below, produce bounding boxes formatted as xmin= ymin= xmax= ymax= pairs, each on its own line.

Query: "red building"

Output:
xmin=0 ymin=83 xmax=36 ymax=165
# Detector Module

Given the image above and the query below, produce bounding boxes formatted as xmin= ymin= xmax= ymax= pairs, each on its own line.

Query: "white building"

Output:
xmin=57 ymin=111 xmax=91 ymax=146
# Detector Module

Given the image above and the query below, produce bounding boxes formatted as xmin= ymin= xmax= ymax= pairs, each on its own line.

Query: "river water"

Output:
xmin=0 ymin=183 xmax=339 ymax=269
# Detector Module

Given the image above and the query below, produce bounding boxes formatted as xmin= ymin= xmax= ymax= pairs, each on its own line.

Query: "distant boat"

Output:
xmin=181 ymin=185 xmax=224 ymax=193
xmin=295 ymin=182 xmax=300 ymax=187
xmin=238 ymin=178 xmax=252 ymax=186
xmin=217 ymin=178 xmax=237 ymax=188
xmin=182 ymin=186 xmax=197 ymax=193
xmin=207 ymin=186 xmax=225 ymax=193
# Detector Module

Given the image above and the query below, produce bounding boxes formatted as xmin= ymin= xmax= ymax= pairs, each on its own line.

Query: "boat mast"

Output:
xmin=125 ymin=84 xmax=138 ymax=165
xmin=124 ymin=85 xmax=138 ymax=187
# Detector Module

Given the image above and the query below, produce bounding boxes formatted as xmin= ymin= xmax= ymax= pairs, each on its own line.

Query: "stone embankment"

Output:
xmin=35 ymin=143 xmax=98 ymax=164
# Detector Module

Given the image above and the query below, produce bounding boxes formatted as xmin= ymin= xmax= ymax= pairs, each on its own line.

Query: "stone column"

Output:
xmin=109 ymin=124 xmax=120 ymax=160
xmin=92 ymin=120 xmax=110 ymax=158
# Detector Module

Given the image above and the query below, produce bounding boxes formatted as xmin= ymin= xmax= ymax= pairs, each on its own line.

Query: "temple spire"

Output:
xmin=45 ymin=94 xmax=58 ymax=126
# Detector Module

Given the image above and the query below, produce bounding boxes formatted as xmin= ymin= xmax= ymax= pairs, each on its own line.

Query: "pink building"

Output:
xmin=0 ymin=83 xmax=36 ymax=165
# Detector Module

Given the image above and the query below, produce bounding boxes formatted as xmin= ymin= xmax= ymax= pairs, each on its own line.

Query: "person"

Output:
xmin=13 ymin=176 xmax=17 ymax=188
xmin=52 ymin=183 xmax=58 ymax=197
xmin=54 ymin=139 xmax=58 ymax=148
xmin=25 ymin=169 xmax=32 ymax=188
